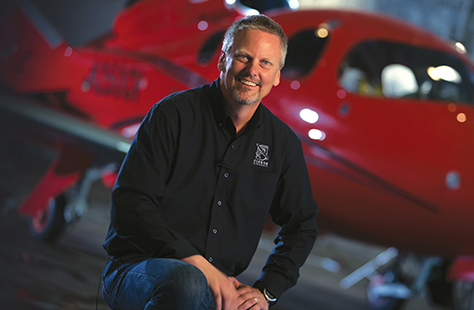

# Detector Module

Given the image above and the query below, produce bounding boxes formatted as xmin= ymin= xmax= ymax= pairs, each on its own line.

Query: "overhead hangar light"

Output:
xmin=288 ymin=0 xmax=300 ymax=9
xmin=427 ymin=65 xmax=462 ymax=84
xmin=308 ymin=129 xmax=326 ymax=141
xmin=455 ymin=42 xmax=467 ymax=54
xmin=198 ymin=20 xmax=208 ymax=31
xmin=316 ymin=28 xmax=329 ymax=38
xmin=300 ymin=108 xmax=319 ymax=123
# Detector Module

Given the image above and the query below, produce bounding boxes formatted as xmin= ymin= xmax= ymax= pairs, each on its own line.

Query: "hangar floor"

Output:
xmin=0 ymin=181 xmax=450 ymax=310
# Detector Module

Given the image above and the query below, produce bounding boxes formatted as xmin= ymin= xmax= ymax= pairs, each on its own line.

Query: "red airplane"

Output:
xmin=1 ymin=0 xmax=473 ymax=309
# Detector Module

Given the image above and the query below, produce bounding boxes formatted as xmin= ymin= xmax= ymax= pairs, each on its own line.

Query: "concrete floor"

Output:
xmin=0 ymin=179 xmax=451 ymax=310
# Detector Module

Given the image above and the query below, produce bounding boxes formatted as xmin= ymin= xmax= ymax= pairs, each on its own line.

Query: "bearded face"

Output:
xmin=219 ymin=29 xmax=282 ymax=107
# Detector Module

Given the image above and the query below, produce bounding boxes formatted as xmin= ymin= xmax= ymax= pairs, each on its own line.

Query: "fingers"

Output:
xmin=214 ymin=292 xmax=222 ymax=310
xmin=236 ymin=286 xmax=268 ymax=310
xmin=214 ymin=277 xmax=240 ymax=310
xmin=229 ymin=277 xmax=242 ymax=289
xmin=237 ymin=295 xmax=267 ymax=310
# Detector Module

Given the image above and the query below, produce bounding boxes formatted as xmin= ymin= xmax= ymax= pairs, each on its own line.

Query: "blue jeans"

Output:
xmin=102 ymin=254 xmax=216 ymax=310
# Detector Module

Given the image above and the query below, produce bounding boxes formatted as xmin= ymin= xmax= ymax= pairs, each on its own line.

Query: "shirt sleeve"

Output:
xmin=110 ymin=101 xmax=200 ymax=259
xmin=253 ymin=133 xmax=318 ymax=299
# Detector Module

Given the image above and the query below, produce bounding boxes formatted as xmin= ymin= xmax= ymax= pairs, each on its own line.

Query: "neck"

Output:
xmin=227 ymin=101 xmax=258 ymax=137
xmin=219 ymin=80 xmax=260 ymax=137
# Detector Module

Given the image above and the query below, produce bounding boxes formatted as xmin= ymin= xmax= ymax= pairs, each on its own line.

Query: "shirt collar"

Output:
xmin=209 ymin=78 xmax=262 ymax=134
xmin=209 ymin=79 xmax=229 ymax=128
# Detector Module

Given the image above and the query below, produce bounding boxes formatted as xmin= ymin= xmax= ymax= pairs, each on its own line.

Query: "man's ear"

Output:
xmin=218 ymin=52 xmax=226 ymax=72
xmin=273 ymin=69 xmax=281 ymax=87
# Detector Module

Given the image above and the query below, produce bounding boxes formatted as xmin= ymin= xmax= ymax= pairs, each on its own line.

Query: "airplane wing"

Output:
xmin=0 ymin=92 xmax=131 ymax=162
xmin=0 ymin=91 xmax=132 ymax=221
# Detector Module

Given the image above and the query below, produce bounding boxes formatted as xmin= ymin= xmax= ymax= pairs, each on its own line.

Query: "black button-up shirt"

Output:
xmin=103 ymin=79 xmax=318 ymax=298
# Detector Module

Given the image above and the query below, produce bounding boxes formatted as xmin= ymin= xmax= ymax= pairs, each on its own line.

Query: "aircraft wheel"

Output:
xmin=453 ymin=281 xmax=474 ymax=310
xmin=28 ymin=194 xmax=67 ymax=242
xmin=367 ymin=271 xmax=405 ymax=310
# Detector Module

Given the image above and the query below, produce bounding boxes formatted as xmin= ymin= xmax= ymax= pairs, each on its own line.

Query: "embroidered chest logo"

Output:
xmin=253 ymin=143 xmax=269 ymax=168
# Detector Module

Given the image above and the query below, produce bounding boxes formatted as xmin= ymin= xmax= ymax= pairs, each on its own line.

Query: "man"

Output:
xmin=101 ymin=14 xmax=318 ymax=310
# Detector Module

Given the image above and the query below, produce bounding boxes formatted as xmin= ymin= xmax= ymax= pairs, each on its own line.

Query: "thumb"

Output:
xmin=229 ymin=277 xmax=241 ymax=289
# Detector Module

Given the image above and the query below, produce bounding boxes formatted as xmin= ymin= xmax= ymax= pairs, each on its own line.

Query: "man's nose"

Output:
xmin=246 ymin=61 xmax=259 ymax=77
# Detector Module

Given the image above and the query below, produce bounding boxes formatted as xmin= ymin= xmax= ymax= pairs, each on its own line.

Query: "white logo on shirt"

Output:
xmin=253 ymin=143 xmax=269 ymax=168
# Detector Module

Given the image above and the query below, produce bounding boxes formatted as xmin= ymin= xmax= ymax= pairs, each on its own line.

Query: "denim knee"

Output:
xmin=101 ymin=257 xmax=213 ymax=310
xmin=144 ymin=259 xmax=213 ymax=310
xmin=161 ymin=261 xmax=211 ymax=304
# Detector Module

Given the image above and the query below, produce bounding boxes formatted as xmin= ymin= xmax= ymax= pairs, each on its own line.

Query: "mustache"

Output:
xmin=236 ymin=76 xmax=260 ymax=86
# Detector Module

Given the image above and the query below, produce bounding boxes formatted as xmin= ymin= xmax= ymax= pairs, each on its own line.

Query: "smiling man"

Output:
xmin=219 ymin=25 xmax=282 ymax=138
xmin=101 ymin=15 xmax=318 ymax=310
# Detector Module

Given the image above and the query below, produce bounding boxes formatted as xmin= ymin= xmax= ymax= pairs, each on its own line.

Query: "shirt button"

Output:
xmin=217 ymin=201 xmax=222 ymax=206
xmin=231 ymin=144 xmax=235 ymax=149
xmin=213 ymin=228 xmax=218 ymax=234
xmin=209 ymin=257 xmax=213 ymax=262
xmin=224 ymin=172 xmax=229 ymax=178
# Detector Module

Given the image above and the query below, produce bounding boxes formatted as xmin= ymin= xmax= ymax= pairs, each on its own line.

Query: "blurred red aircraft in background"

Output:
xmin=1 ymin=0 xmax=473 ymax=309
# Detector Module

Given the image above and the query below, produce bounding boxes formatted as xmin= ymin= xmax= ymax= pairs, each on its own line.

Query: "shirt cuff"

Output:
xmin=253 ymin=271 xmax=289 ymax=300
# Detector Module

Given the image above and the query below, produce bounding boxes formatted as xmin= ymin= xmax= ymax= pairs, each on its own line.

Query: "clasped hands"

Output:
xmin=182 ymin=255 xmax=269 ymax=310
xmin=216 ymin=276 xmax=269 ymax=310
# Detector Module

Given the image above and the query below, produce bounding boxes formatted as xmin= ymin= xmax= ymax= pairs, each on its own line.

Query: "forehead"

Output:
xmin=232 ymin=29 xmax=281 ymax=59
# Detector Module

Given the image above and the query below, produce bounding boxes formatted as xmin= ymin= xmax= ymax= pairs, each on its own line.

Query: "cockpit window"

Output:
xmin=282 ymin=28 xmax=329 ymax=79
xmin=338 ymin=40 xmax=474 ymax=104
xmin=198 ymin=30 xmax=225 ymax=65
xmin=239 ymin=0 xmax=290 ymax=12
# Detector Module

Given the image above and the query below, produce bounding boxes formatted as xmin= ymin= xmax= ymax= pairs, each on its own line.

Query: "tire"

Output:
xmin=27 ymin=194 xmax=67 ymax=242
xmin=453 ymin=281 xmax=474 ymax=310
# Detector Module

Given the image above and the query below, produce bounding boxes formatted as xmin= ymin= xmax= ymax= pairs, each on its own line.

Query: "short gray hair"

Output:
xmin=221 ymin=14 xmax=288 ymax=68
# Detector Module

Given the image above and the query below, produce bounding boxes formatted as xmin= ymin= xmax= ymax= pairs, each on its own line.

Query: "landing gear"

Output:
xmin=339 ymin=248 xmax=446 ymax=310
xmin=365 ymin=255 xmax=443 ymax=310
xmin=27 ymin=163 xmax=117 ymax=242
xmin=453 ymin=281 xmax=474 ymax=310
xmin=367 ymin=269 xmax=407 ymax=310
xmin=28 ymin=194 xmax=67 ymax=242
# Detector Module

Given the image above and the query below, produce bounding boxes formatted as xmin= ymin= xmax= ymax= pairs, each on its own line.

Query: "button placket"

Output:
xmin=205 ymin=142 xmax=237 ymax=265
